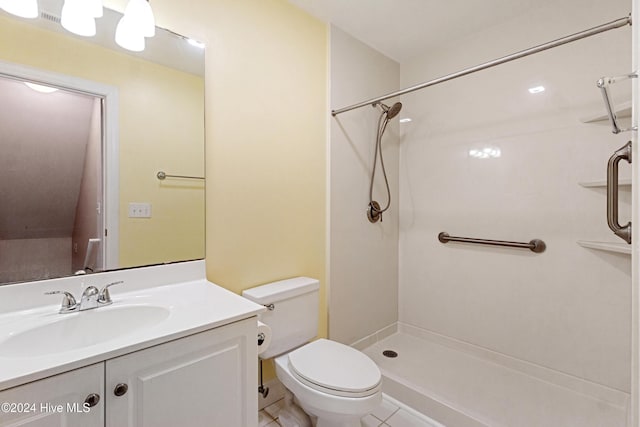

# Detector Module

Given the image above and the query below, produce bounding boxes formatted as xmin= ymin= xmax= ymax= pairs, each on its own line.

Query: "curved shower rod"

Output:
xmin=331 ymin=15 xmax=632 ymax=116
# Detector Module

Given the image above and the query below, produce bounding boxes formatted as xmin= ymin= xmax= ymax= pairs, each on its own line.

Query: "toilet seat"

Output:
xmin=287 ymin=339 xmax=381 ymax=398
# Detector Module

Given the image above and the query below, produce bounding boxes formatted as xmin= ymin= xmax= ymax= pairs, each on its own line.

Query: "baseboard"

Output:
xmin=351 ymin=322 xmax=398 ymax=351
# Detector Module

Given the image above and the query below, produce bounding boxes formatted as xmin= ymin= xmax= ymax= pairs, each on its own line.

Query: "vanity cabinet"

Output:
xmin=0 ymin=363 xmax=104 ymax=427
xmin=0 ymin=318 xmax=256 ymax=427
xmin=106 ymin=319 xmax=252 ymax=427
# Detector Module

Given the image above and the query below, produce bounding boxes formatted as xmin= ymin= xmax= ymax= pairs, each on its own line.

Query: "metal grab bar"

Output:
xmin=607 ymin=142 xmax=632 ymax=243
xmin=156 ymin=171 xmax=204 ymax=181
xmin=438 ymin=232 xmax=546 ymax=253
xmin=596 ymin=73 xmax=637 ymax=134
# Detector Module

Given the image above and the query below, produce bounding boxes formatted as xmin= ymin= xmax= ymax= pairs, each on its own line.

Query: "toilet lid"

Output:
xmin=288 ymin=339 xmax=381 ymax=397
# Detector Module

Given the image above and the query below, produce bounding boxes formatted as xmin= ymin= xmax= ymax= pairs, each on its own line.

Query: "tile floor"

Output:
xmin=259 ymin=394 xmax=444 ymax=427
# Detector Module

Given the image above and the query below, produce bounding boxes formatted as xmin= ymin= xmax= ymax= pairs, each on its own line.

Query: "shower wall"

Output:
xmin=329 ymin=26 xmax=400 ymax=345
xmin=399 ymin=0 xmax=632 ymax=392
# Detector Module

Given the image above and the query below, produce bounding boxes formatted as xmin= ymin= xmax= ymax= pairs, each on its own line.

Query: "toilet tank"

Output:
xmin=242 ymin=277 xmax=319 ymax=359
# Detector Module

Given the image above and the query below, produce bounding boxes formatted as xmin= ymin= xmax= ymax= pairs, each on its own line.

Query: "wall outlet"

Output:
xmin=128 ymin=202 xmax=152 ymax=218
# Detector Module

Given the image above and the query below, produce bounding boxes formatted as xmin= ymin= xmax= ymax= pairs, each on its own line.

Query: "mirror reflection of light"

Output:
xmin=0 ymin=0 xmax=39 ymax=19
xmin=187 ymin=39 xmax=206 ymax=49
xmin=24 ymin=82 xmax=59 ymax=93
xmin=469 ymin=147 xmax=501 ymax=159
xmin=61 ymin=0 xmax=97 ymax=37
xmin=528 ymin=85 xmax=545 ymax=94
xmin=399 ymin=117 xmax=412 ymax=123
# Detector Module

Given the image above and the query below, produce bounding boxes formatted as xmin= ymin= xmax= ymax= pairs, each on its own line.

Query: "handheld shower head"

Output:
xmin=367 ymin=101 xmax=402 ymax=223
xmin=386 ymin=102 xmax=402 ymax=119
xmin=373 ymin=101 xmax=403 ymax=119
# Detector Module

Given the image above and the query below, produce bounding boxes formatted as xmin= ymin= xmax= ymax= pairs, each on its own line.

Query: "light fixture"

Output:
xmin=61 ymin=0 xmax=97 ymax=37
xmin=0 ymin=0 xmax=38 ymax=19
xmin=115 ymin=14 xmax=145 ymax=52
xmin=187 ymin=38 xmax=205 ymax=49
xmin=124 ymin=0 xmax=155 ymax=37
xmin=469 ymin=147 xmax=501 ymax=159
xmin=89 ymin=0 xmax=103 ymax=18
xmin=24 ymin=82 xmax=59 ymax=93
xmin=115 ymin=0 xmax=156 ymax=52
xmin=528 ymin=85 xmax=545 ymax=94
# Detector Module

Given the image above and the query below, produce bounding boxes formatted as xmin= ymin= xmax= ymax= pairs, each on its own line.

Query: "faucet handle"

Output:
xmin=44 ymin=291 xmax=78 ymax=313
xmin=98 ymin=281 xmax=124 ymax=305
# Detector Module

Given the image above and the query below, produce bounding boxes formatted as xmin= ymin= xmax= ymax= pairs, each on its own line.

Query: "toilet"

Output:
xmin=243 ymin=277 xmax=382 ymax=427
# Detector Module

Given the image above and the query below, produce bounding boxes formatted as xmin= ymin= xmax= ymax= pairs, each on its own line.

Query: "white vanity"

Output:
xmin=0 ymin=260 xmax=264 ymax=427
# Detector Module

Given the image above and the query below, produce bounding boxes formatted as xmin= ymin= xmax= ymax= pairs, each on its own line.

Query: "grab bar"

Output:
xmin=438 ymin=232 xmax=546 ymax=253
xmin=596 ymin=73 xmax=637 ymax=134
xmin=156 ymin=171 xmax=204 ymax=181
xmin=607 ymin=141 xmax=632 ymax=243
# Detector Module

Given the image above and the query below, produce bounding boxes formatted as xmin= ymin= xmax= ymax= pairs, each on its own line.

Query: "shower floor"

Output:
xmin=362 ymin=325 xmax=628 ymax=427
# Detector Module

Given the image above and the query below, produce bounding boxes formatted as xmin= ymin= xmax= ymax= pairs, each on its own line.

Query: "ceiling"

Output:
xmin=288 ymin=0 xmax=556 ymax=62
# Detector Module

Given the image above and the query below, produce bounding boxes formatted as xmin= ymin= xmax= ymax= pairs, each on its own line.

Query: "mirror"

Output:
xmin=0 ymin=1 xmax=205 ymax=285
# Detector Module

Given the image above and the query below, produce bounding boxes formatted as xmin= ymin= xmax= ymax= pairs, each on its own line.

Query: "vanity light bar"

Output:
xmin=2 ymin=0 xmax=158 ymax=52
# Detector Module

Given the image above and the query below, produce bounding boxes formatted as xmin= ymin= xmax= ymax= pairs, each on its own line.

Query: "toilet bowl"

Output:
xmin=242 ymin=278 xmax=382 ymax=427
xmin=275 ymin=339 xmax=381 ymax=427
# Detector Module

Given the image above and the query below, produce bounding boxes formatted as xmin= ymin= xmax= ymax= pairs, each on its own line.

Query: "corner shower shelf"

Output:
xmin=579 ymin=179 xmax=632 ymax=188
xmin=580 ymin=101 xmax=632 ymax=124
xmin=577 ymin=240 xmax=631 ymax=255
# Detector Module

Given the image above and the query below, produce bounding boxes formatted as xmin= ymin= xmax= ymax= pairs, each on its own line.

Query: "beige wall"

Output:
xmin=105 ymin=0 xmax=328 ymax=331
xmin=0 ymin=15 xmax=205 ymax=270
xmin=130 ymin=0 xmax=329 ymax=381
xmin=329 ymin=26 xmax=400 ymax=344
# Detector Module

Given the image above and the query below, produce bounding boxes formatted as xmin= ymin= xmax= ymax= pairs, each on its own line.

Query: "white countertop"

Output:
xmin=0 ymin=261 xmax=264 ymax=390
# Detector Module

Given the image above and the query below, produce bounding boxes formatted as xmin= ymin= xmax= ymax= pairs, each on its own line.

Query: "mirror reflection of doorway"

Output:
xmin=0 ymin=75 xmax=104 ymax=283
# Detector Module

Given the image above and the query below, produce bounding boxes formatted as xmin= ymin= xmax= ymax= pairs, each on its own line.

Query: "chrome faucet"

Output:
xmin=45 ymin=281 xmax=124 ymax=313
xmin=97 ymin=280 xmax=123 ymax=305
xmin=80 ymin=286 xmax=100 ymax=310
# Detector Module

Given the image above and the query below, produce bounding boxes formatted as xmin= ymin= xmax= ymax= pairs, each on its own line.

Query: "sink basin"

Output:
xmin=0 ymin=305 xmax=170 ymax=358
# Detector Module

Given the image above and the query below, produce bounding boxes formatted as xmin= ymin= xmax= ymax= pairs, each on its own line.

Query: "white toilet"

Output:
xmin=243 ymin=277 xmax=382 ymax=427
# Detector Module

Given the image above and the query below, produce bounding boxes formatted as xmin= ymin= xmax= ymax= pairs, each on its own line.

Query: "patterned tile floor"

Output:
xmin=259 ymin=394 xmax=444 ymax=427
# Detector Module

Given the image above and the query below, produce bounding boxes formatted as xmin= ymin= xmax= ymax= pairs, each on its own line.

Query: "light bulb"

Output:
xmin=89 ymin=0 xmax=103 ymax=18
xmin=61 ymin=0 xmax=97 ymax=37
xmin=115 ymin=15 xmax=145 ymax=52
xmin=24 ymin=82 xmax=59 ymax=93
xmin=124 ymin=0 xmax=155 ymax=38
xmin=187 ymin=39 xmax=205 ymax=49
xmin=1 ymin=0 xmax=38 ymax=19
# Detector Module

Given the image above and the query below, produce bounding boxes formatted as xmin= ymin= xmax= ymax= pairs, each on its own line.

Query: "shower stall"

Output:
xmin=328 ymin=0 xmax=638 ymax=425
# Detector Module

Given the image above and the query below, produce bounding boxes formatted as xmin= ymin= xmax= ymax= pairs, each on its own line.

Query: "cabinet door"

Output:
xmin=106 ymin=318 xmax=257 ymax=427
xmin=0 ymin=363 xmax=104 ymax=427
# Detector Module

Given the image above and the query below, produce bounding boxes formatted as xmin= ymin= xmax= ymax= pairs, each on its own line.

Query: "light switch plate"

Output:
xmin=128 ymin=202 xmax=152 ymax=218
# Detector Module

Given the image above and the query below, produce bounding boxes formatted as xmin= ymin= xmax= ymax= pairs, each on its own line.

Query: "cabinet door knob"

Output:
xmin=84 ymin=393 xmax=100 ymax=408
xmin=114 ymin=383 xmax=129 ymax=396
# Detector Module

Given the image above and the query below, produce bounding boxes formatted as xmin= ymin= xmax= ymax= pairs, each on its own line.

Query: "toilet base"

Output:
xmin=274 ymin=351 xmax=381 ymax=427
xmin=313 ymin=414 xmax=363 ymax=427
xmin=279 ymin=382 xmax=380 ymax=427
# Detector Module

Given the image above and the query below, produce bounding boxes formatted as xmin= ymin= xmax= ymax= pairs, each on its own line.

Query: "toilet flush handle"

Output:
xmin=263 ymin=303 xmax=274 ymax=311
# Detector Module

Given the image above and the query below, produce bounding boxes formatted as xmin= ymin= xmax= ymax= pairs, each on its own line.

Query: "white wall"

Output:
xmin=399 ymin=0 xmax=632 ymax=391
xmin=329 ymin=26 xmax=400 ymax=345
